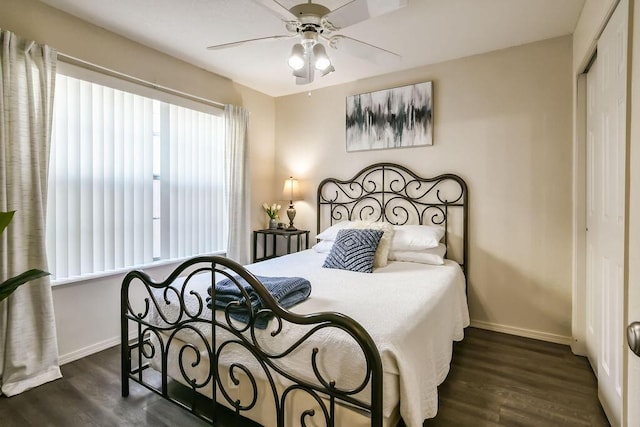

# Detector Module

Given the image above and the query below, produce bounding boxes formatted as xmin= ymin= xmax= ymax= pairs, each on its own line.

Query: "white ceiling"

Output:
xmin=39 ymin=0 xmax=586 ymax=97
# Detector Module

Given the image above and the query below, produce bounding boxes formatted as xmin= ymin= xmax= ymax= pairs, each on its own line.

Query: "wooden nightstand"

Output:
xmin=252 ymin=229 xmax=310 ymax=263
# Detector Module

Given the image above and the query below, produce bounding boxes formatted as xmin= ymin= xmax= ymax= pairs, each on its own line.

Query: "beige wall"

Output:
xmin=0 ymin=0 xmax=276 ymax=361
xmin=275 ymin=36 xmax=574 ymax=341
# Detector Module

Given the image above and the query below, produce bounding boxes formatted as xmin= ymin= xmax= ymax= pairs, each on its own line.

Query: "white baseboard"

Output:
xmin=59 ymin=334 xmax=136 ymax=365
xmin=570 ymin=339 xmax=588 ymax=356
xmin=470 ymin=320 xmax=573 ymax=346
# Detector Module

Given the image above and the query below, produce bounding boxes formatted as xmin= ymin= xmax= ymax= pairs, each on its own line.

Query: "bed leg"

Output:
xmin=121 ymin=342 xmax=130 ymax=397
xmin=122 ymin=377 xmax=129 ymax=397
xmin=121 ymin=348 xmax=130 ymax=397
xmin=121 ymin=299 xmax=130 ymax=397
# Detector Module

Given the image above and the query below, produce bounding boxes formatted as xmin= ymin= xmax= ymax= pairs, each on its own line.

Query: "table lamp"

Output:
xmin=283 ymin=176 xmax=299 ymax=230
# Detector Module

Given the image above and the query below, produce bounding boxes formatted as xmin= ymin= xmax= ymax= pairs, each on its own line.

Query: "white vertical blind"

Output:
xmin=161 ymin=104 xmax=226 ymax=260
xmin=47 ymin=74 xmax=226 ymax=281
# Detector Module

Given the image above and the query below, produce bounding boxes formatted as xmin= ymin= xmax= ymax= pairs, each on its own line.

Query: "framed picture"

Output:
xmin=345 ymin=81 xmax=433 ymax=152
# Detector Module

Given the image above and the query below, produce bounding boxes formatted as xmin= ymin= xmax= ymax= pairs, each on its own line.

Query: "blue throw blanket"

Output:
xmin=206 ymin=275 xmax=311 ymax=329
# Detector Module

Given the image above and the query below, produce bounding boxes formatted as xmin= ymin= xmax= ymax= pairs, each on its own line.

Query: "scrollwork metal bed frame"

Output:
xmin=121 ymin=162 xmax=468 ymax=426
xmin=318 ymin=162 xmax=468 ymax=277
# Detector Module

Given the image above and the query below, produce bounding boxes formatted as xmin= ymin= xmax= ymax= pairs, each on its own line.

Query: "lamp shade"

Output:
xmin=288 ymin=44 xmax=305 ymax=70
xmin=312 ymin=43 xmax=331 ymax=71
xmin=282 ymin=177 xmax=299 ymax=202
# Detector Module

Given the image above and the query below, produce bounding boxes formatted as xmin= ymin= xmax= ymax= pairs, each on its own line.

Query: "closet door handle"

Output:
xmin=628 ymin=322 xmax=640 ymax=357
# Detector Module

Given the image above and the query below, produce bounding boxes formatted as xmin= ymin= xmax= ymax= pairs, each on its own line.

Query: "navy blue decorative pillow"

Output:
xmin=322 ymin=229 xmax=384 ymax=273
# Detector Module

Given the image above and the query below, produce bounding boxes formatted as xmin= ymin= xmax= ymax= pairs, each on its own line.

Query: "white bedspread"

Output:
xmin=147 ymin=250 xmax=469 ymax=426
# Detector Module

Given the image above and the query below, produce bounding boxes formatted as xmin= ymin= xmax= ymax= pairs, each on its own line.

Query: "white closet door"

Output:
xmin=586 ymin=0 xmax=628 ymax=425
xmin=585 ymin=54 xmax=600 ymax=373
xmin=626 ymin=0 xmax=640 ymax=424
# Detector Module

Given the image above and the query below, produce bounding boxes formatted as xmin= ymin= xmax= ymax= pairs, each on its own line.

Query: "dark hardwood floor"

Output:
xmin=423 ymin=328 xmax=609 ymax=426
xmin=0 ymin=327 xmax=608 ymax=426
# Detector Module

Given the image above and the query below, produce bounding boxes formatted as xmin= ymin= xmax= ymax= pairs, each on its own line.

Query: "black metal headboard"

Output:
xmin=316 ymin=162 xmax=468 ymax=277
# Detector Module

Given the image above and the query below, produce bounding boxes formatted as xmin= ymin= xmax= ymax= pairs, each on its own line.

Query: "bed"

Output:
xmin=121 ymin=162 xmax=469 ymax=426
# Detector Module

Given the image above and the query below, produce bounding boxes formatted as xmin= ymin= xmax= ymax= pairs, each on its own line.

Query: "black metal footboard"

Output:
xmin=121 ymin=255 xmax=383 ymax=426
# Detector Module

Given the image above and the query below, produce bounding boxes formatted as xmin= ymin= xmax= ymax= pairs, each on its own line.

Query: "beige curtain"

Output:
xmin=0 ymin=30 xmax=61 ymax=396
xmin=224 ymin=105 xmax=251 ymax=264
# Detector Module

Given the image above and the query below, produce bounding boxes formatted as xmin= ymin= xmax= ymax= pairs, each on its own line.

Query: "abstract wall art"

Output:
xmin=345 ymin=81 xmax=433 ymax=152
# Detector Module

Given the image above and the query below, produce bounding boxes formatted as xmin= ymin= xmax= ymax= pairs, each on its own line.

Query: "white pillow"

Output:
xmin=316 ymin=221 xmax=354 ymax=241
xmin=388 ymin=243 xmax=447 ymax=265
xmin=312 ymin=240 xmax=334 ymax=253
xmin=349 ymin=221 xmax=394 ymax=268
xmin=390 ymin=224 xmax=445 ymax=251
xmin=315 ymin=220 xmax=394 ymax=267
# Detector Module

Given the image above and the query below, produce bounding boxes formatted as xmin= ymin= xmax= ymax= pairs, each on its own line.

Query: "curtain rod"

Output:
xmin=57 ymin=52 xmax=226 ymax=109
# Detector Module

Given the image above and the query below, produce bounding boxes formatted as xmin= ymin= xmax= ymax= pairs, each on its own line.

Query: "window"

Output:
xmin=47 ymin=68 xmax=227 ymax=282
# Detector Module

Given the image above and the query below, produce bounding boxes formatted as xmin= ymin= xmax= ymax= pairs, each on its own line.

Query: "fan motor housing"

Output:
xmin=289 ymin=3 xmax=330 ymax=25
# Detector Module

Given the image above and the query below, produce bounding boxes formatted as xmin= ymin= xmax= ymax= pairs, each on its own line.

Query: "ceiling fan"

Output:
xmin=206 ymin=0 xmax=407 ymax=85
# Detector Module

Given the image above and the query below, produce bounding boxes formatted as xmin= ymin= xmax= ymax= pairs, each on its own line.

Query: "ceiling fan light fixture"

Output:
xmin=312 ymin=43 xmax=331 ymax=71
xmin=288 ymin=44 xmax=305 ymax=70
xmin=320 ymin=64 xmax=335 ymax=77
xmin=300 ymin=29 xmax=318 ymax=49
xmin=292 ymin=56 xmax=314 ymax=84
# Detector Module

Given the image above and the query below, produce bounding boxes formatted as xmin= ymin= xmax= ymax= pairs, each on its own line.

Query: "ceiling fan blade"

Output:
xmin=328 ymin=35 xmax=400 ymax=63
xmin=207 ymin=35 xmax=293 ymax=50
xmin=324 ymin=0 xmax=407 ymax=30
xmin=252 ymin=0 xmax=297 ymax=21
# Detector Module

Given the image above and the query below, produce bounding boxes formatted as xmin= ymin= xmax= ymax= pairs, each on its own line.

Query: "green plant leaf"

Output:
xmin=0 ymin=269 xmax=50 ymax=303
xmin=0 ymin=211 xmax=15 ymax=235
